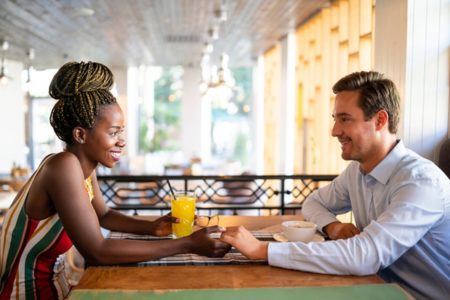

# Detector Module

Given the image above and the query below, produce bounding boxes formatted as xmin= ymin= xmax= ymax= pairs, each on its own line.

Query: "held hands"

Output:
xmin=220 ymin=226 xmax=268 ymax=260
xmin=323 ymin=221 xmax=360 ymax=240
xmin=188 ymin=226 xmax=231 ymax=257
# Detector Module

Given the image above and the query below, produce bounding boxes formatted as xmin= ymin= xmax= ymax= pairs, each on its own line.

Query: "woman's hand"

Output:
xmin=149 ymin=214 xmax=178 ymax=236
xmin=323 ymin=221 xmax=360 ymax=240
xmin=220 ymin=226 xmax=268 ymax=260
xmin=187 ymin=226 xmax=231 ymax=257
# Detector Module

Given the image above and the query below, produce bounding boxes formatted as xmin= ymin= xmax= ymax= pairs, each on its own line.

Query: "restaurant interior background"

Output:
xmin=0 ymin=0 xmax=449 ymax=186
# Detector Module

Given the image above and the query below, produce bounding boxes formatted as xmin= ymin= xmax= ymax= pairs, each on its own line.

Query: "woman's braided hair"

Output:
xmin=49 ymin=61 xmax=117 ymax=144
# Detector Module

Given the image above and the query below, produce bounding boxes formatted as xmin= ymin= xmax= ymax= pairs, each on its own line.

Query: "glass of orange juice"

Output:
xmin=171 ymin=191 xmax=196 ymax=238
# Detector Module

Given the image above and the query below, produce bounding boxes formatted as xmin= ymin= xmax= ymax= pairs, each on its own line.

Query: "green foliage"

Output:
xmin=233 ymin=130 xmax=249 ymax=165
xmin=138 ymin=67 xmax=182 ymax=153
xmin=210 ymin=67 xmax=253 ymax=168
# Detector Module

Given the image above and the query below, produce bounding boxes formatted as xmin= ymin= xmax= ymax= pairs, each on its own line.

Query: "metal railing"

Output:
xmin=97 ymin=174 xmax=337 ymax=216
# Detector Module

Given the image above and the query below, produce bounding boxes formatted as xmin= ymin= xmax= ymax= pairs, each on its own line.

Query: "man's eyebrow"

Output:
xmin=110 ymin=126 xmax=125 ymax=129
xmin=332 ymin=112 xmax=352 ymax=118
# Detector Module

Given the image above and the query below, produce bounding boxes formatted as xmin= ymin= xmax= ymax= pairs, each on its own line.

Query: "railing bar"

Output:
xmin=97 ymin=175 xmax=337 ymax=215
xmin=280 ymin=178 xmax=285 ymax=215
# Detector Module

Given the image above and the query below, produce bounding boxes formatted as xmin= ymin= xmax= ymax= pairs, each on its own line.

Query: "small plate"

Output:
xmin=273 ymin=232 xmax=325 ymax=243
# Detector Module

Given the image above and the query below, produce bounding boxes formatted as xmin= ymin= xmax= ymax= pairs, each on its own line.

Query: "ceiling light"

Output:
xmin=203 ymin=53 xmax=236 ymax=89
xmin=1 ymin=41 xmax=8 ymax=51
xmin=203 ymin=42 xmax=213 ymax=54
xmin=65 ymin=6 xmax=95 ymax=17
xmin=214 ymin=1 xmax=228 ymax=23
xmin=0 ymin=70 xmax=9 ymax=85
xmin=202 ymin=53 xmax=237 ymax=108
xmin=0 ymin=40 xmax=12 ymax=85
xmin=209 ymin=26 xmax=220 ymax=40
xmin=23 ymin=48 xmax=35 ymax=92
xmin=78 ymin=7 xmax=95 ymax=16
xmin=27 ymin=48 xmax=35 ymax=61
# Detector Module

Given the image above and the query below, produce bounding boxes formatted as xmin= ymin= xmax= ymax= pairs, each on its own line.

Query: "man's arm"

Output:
xmin=268 ymin=176 xmax=446 ymax=275
xmin=302 ymin=164 xmax=354 ymax=234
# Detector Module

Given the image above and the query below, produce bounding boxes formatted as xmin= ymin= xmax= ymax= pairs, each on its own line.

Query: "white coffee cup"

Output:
xmin=281 ymin=220 xmax=317 ymax=242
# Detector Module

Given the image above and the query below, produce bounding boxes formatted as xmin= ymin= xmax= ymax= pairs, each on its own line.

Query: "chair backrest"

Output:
xmin=438 ymin=138 xmax=450 ymax=179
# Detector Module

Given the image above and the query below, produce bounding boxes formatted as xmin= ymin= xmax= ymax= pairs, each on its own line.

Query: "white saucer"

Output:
xmin=273 ymin=232 xmax=325 ymax=243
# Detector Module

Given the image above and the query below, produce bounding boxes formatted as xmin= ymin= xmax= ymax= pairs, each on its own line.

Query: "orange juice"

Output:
xmin=171 ymin=193 xmax=196 ymax=238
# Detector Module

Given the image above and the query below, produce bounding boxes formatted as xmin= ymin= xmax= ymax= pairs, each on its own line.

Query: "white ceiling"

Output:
xmin=0 ymin=0 xmax=329 ymax=69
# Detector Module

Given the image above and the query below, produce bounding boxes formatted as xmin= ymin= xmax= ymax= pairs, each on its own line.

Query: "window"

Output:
xmin=210 ymin=67 xmax=253 ymax=170
xmin=25 ymin=69 xmax=63 ymax=169
xmin=138 ymin=66 xmax=183 ymax=154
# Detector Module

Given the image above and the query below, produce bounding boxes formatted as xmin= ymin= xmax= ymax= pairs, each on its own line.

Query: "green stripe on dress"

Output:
xmin=24 ymin=219 xmax=63 ymax=300
xmin=0 ymin=205 xmax=28 ymax=288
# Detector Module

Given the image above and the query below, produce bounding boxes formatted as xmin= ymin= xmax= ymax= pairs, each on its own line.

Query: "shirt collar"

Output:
xmin=368 ymin=140 xmax=406 ymax=185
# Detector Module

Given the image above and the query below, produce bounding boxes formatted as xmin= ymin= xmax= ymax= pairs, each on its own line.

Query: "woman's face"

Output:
xmin=84 ymin=103 xmax=126 ymax=168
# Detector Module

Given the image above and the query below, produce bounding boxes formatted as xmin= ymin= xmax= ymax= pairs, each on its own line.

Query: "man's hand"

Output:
xmin=323 ymin=222 xmax=360 ymax=240
xmin=220 ymin=226 xmax=268 ymax=260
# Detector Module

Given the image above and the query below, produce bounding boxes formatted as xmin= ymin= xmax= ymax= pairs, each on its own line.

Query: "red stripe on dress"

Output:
xmin=34 ymin=229 xmax=73 ymax=299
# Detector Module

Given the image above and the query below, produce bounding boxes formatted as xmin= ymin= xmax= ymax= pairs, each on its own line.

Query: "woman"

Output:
xmin=0 ymin=61 xmax=230 ymax=299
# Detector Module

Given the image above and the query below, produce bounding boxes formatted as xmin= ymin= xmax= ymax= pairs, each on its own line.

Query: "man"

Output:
xmin=221 ymin=71 xmax=450 ymax=300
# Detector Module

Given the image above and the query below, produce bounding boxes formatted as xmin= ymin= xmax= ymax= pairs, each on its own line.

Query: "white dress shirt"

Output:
xmin=268 ymin=141 xmax=450 ymax=300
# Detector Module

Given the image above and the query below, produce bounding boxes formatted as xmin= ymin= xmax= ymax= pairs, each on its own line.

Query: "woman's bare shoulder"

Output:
xmin=46 ymin=151 xmax=79 ymax=164
xmin=42 ymin=152 xmax=83 ymax=177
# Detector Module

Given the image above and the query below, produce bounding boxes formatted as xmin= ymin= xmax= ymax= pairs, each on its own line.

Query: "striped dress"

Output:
xmin=0 ymin=155 xmax=93 ymax=299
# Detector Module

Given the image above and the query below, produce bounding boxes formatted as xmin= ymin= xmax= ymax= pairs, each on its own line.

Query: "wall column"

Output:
xmin=279 ymin=32 xmax=296 ymax=175
xmin=181 ymin=66 xmax=205 ymax=162
xmin=0 ymin=60 xmax=26 ymax=173
xmin=374 ymin=0 xmax=449 ymax=161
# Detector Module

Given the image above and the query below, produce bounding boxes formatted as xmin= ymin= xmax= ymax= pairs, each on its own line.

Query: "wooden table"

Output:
xmin=74 ymin=215 xmax=383 ymax=291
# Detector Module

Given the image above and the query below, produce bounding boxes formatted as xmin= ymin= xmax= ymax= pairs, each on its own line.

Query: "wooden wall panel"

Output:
xmin=374 ymin=0 xmax=449 ymax=163
xmin=349 ymin=53 xmax=360 ymax=72
xmin=263 ymin=45 xmax=281 ymax=174
xmin=338 ymin=0 xmax=349 ymax=42
xmin=349 ymin=0 xmax=360 ymax=54
xmin=359 ymin=37 xmax=372 ymax=70
xmin=360 ymin=0 xmax=372 ymax=35
xmin=263 ymin=0 xmax=376 ymax=175
xmin=331 ymin=2 xmax=340 ymax=29
xmin=293 ymin=0 xmax=375 ymax=174
xmin=404 ymin=0 xmax=449 ymax=160
xmin=339 ymin=43 xmax=349 ymax=76
xmin=321 ymin=8 xmax=332 ymax=174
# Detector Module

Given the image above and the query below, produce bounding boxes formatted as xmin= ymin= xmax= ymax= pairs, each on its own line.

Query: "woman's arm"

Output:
xmin=90 ymin=173 xmax=174 ymax=236
xmin=46 ymin=153 xmax=229 ymax=265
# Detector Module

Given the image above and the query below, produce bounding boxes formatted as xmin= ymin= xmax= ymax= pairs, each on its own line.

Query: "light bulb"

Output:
xmin=0 ymin=75 xmax=8 ymax=85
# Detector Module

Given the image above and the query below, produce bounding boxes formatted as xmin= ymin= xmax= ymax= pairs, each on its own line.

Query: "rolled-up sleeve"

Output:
xmin=302 ymin=164 xmax=354 ymax=231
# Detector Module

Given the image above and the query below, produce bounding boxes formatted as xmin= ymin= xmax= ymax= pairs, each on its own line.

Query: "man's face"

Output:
xmin=331 ymin=91 xmax=378 ymax=164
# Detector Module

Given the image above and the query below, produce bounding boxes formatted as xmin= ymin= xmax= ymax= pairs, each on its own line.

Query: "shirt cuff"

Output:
xmin=316 ymin=216 xmax=339 ymax=234
xmin=268 ymin=242 xmax=291 ymax=269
